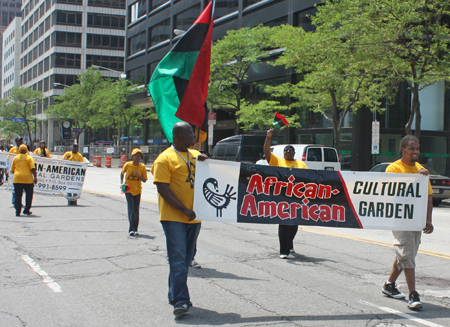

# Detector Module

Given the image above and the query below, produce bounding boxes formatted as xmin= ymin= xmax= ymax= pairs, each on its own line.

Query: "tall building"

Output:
xmin=125 ymin=0 xmax=450 ymax=174
xmin=2 ymin=17 xmax=22 ymax=98
xmin=19 ymin=0 xmax=126 ymax=148
xmin=1 ymin=0 xmax=22 ymax=30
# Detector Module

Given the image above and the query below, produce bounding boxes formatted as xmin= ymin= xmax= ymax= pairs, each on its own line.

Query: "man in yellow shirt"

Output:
xmin=33 ymin=141 xmax=51 ymax=158
xmin=11 ymin=144 xmax=37 ymax=216
xmin=120 ymin=148 xmax=148 ymax=236
xmin=264 ymin=128 xmax=308 ymax=259
xmin=151 ymin=122 xmax=207 ymax=317
xmin=63 ymin=144 xmax=84 ymax=205
xmin=382 ymin=135 xmax=433 ymax=311
xmin=8 ymin=137 xmax=29 ymax=205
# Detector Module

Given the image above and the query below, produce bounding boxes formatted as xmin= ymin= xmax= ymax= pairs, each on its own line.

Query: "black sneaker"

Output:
xmin=382 ymin=282 xmax=405 ymax=299
xmin=408 ymin=291 xmax=423 ymax=310
xmin=173 ymin=303 xmax=189 ymax=317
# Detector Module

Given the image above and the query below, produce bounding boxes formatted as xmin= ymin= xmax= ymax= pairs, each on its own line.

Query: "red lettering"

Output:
xmin=286 ymin=176 xmax=295 ymax=197
xmin=318 ymin=185 xmax=332 ymax=199
xmin=240 ymin=194 xmax=258 ymax=216
xmin=258 ymin=201 xmax=277 ymax=218
xmin=302 ymin=203 xmax=309 ymax=220
xmin=304 ymin=183 xmax=318 ymax=199
xmin=293 ymin=182 xmax=305 ymax=198
xmin=332 ymin=205 xmax=345 ymax=221
xmin=263 ymin=177 xmax=277 ymax=195
xmin=309 ymin=204 xmax=320 ymax=221
xmin=273 ymin=181 xmax=288 ymax=196
xmin=319 ymin=205 xmax=331 ymax=221
xmin=247 ymin=174 xmax=263 ymax=194
xmin=277 ymin=202 xmax=290 ymax=219
xmin=290 ymin=202 xmax=301 ymax=219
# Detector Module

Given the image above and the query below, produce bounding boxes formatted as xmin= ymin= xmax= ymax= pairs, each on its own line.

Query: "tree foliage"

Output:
xmin=0 ymin=86 xmax=44 ymax=147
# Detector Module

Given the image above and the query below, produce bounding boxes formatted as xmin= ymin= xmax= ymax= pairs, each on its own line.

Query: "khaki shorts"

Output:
xmin=392 ymin=231 xmax=421 ymax=270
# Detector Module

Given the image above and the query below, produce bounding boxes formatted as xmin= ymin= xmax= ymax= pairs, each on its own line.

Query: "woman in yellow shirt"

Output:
xmin=120 ymin=148 xmax=148 ymax=236
xmin=33 ymin=142 xmax=51 ymax=158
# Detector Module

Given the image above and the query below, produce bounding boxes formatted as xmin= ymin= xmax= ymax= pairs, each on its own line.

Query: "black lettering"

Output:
xmin=359 ymin=201 xmax=367 ymax=216
xmin=397 ymin=182 xmax=406 ymax=197
xmin=395 ymin=203 xmax=402 ymax=218
xmin=388 ymin=183 xmax=396 ymax=196
xmin=386 ymin=203 xmax=394 ymax=218
xmin=353 ymin=181 xmax=363 ymax=194
xmin=405 ymin=204 xmax=414 ymax=219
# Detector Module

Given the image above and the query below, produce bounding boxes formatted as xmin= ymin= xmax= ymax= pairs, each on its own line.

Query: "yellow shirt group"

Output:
xmin=386 ymin=160 xmax=433 ymax=195
xmin=269 ymin=153 xmax=308 ymax=169
xmin=151 ymin=148 xmax=201 ymax=224
xmin=9 ymin=146 xmax=29 ymax=155
xmin=121 ymin=162 xmax=148 ymax=196
xmin=11 ymin=154 xmax=35 ymax=184
xmin=62 ymin=151 xmax=84 ymax=162
xmin=33 ymin=148 xmax=51 ymax=158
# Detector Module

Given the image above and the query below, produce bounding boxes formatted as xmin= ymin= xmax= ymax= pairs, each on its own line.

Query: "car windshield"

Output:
xmin=422 ymin=165 xmax=442 ymax=176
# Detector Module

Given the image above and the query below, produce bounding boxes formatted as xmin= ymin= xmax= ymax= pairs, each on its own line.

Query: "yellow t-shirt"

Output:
xmin=269 ymin=153 xmax=308 ymax=169
xmin=33 ymin=148 xmax=51 ymax=158
xmin=151 ymin=147 xmax=201 ymax=224
xmin=62 ymin=151 xmax=84 ymax=162
xmin=122 ymin=161 xmax=148 ymax=196
xmin=11 ymin=154 xmax=35 ymax=184
xmin=9 ymin=146 xmax=29 ymax=154
xmin=386 ymin=160 xmax=433 ymax=195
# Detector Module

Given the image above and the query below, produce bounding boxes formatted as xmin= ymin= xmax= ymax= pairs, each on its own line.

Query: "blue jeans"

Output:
xmin=125 ymin=193 xmax=141 ymax=232
xmin=161 ymin=221 xmax=201 ymax=306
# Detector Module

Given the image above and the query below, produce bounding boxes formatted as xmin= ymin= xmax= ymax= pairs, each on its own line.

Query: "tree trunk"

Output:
xmin=329 ymin=89 xmax=340 ymax=154
xmin=405 ymin=83 xmax=420 ymax=138
xmin=117 ymin=120 xmax=121 ymax=146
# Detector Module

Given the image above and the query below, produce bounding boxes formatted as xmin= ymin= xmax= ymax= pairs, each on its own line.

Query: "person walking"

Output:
xmin=33 ymin=141 xmax=51 ymax=158
xmin=120 ymin=148 xmax=147 ymax=236
xmin=62 ymin=144 xmax=84 ymax=205
xmin=8 ymin=137 xmax=29 ymax=204
xmin=151 ymin=122 xmax=207 ymax=317
xmin=11 ymin=144 xmax=37 ymax=216
xmin=264 ymin=128 xmax=308 ymax=259
xmin=381 ymin=135 xmax=433 ymax=310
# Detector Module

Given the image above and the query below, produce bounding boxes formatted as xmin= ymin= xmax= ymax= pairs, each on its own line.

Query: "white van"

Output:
xmin=256 ymin=144 xmax=341 ymax=170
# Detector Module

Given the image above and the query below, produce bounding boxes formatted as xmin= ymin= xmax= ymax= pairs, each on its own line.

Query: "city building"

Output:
xmin=125 ymin=0 xmax=450 ymax=174
xmin=19 ymin=0 xmax=126 ymax=148
xmin=2 ymin=17 xmax=22 ymax=98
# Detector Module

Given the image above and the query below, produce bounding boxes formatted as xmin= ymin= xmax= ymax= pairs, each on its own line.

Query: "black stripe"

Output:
xmin=172 ymin=23 xmax=209 ymax=53
xmin=274 ymin=117 xmax=287 ymax=127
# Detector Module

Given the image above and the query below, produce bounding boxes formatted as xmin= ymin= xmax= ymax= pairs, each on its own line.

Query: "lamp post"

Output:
xmin=92 ymin=65 xmax=127 ymax=79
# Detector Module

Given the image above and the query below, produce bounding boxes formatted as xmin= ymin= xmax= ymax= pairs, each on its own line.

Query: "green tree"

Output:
xmin=47 ymin=67 xmax=105 ymax=143
xmin=312 ymin=0 xmax=450 ymax=139
xmin=269 ymin=24 xmax=397 ymax=154
xmin=209 ymin=25 xmax=280 ymax=133
xmin=91 ymin=80 xmax=156 ymax=146
xmin=0 ymin=86 xmax=44 ymax=148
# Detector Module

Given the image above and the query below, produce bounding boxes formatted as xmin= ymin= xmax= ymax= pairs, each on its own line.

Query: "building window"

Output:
xmin=54 ymin=11 xmax=82 ymax=26
xmin=86 ymin=34 xmax=125 ymax=50
xmin=150 ymin=0 xmax=167 ymax=11
xmin=264 ymin=15 xmax=288 ymax=27
xmin=44 ymin=56 xmax=50 ymax=71
xmin=130 ymin=0 xmax=146 ymax=24
xmin=53 ymin=53 xmax=81 ymax=68
xmin=128 ymin=31 xmax=146 ymax=56
xmin=56 ymin=0 xmax=83 ymax=4
xmin=53 ymin=32 xmax=82 ymax=47
xmin=293 ymin=7 xmax=317 ymax=32
xmin=175 ymin=4 xmax=200 ymax=32
xmin=87 ymin=13 xmax=125 ymax=29
xmin=149 ymin=18 xmax=170 ymax=47
xmin=53 ymin=74 xmax=78 ymax=87
xmin=86 ymin=55 xmax=124 ymax=71
xmin=243 ymin=0 xmax=262 ymax=8
xmin=88 ymin=0 xmax=125 ymax=9
xmin=215 ymin=0 xmax=238 ymax=19
xmin=45 ymin=16 xmax=51 ymax=31
xmin=128 ymin=66 xmax=146 ymax=84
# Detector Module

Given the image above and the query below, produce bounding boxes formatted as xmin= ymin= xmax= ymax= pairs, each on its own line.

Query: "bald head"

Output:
xmin=172 ymin=122 xmax=195 ymax=150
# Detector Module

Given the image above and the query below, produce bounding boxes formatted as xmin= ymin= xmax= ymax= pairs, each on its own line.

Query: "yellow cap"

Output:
xmin=19 ymin=144 xmax=28 ymax=152
xmin=131 ymin=148 xmax=142 ymax=156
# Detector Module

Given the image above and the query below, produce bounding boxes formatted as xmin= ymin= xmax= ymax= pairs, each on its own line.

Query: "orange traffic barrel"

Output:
xmin=119 ymin=154 xmax=127 ymax=168
xmin=105 ymin=156 xmax=112 ymax=168
xmin=93 ymin=155 xmax=99 ymax=167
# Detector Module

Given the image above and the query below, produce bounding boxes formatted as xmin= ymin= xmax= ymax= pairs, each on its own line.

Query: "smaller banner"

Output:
xmin=1 ymin=153 xmax=87 ymax=200
xmin=194 ymin=160 xmax=430 ymax=231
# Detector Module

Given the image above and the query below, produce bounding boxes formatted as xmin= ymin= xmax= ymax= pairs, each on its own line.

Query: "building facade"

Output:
xmin=2 ymin=17 xmax=22 ymax=98
xmin=19 ymin=0 xmax=126 ymax=148
xmin=125 ymin=0 xmax=450 ymax=174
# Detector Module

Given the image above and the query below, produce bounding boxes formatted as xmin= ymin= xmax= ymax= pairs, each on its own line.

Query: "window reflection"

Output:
xmin=175 ymin=4 xmax=200 ymax=32
xmin=149 ymin=18 xmax=170 ymax=47
xmin=129 ymin=31 xmax=146 ymax=56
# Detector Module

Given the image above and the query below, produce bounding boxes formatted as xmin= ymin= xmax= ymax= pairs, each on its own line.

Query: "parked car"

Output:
xmin=256 ymin=144 xmax=341 ymax=170
xmin=370 ymin=162 xmax=450 ymax=206
xmin=209 ymin=135 xmax=266 ymax=163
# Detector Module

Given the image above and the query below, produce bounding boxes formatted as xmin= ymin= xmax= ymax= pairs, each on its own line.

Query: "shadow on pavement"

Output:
xmin=189 ymin=268 xmax=262 ymax=281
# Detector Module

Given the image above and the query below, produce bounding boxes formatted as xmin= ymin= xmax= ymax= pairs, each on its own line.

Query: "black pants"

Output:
xmin=278 ymin=225 xmax=298 ymax=255
xmin=125 ymin=193 xmax=141 ymax=232
xmin=14 ymin=183 xmax=34 ymax=215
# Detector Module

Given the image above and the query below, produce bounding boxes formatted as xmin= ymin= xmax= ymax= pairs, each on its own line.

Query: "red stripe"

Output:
xmin=275 ymin=112 xmax=289 ymax=126
xmin=337 ymin=171 xmax=363 ymax=228
xmin=193 ymin=0 xmax=214 ymax=25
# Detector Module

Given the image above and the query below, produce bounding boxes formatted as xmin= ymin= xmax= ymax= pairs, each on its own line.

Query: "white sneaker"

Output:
xmin=280 ymin=254 xmax=288 ymax=259
xmin=190 ymin=259 xmax=201 ymax=268
xmin=290 ymin=248 xmax=295 ymax=253
xmin=129 ymin=231 xmax=135 ymax=236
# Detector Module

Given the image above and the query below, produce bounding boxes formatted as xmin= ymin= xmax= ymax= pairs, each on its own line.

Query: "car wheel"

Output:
xmin=432 ymin=198 xmax=442 ymax=207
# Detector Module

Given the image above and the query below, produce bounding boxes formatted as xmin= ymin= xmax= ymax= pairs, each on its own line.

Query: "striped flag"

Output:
xmin=272 ymin=112 xmax=289 ymax=129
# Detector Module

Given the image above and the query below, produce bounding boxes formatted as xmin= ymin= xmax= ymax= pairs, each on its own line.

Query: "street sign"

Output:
xmin=73 ymin=128 xmax=82 ymax=133
xmin=106 ymin=147 xmax=115 ymax=154
xmin=208 ymin=124 xmax=214 ymax=145
xmin=0 ymin=116 xmax=4 ymax=121
xmin=208 ymin=112 xmax=216 ymax=125
xmin=371 ymin=121 xmax=380 ymax=155
xmin=141 ymin=146 xmax=149 ymax=153
xmin=11 ymin=118 xmax=24 ymax=123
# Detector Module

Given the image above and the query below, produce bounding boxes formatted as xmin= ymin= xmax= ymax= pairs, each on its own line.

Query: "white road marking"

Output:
xmin=21 ymin=255 xmax=62 ymax=293
xmin=361 ymin=300 xmax=444 ymax=327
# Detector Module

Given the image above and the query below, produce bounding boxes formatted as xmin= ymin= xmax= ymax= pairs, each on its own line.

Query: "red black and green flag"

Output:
xmin=272 ymin=112 xmax=289 ymax=129
xmin=148 ymin=0 xmax=215 ymax=143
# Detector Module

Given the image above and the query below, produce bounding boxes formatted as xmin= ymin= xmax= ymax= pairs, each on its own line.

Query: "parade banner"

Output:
xmin=0 ymin=152 xmax=7 ymax=168
xmin=193 ymin=160 xmax=430 ymax=231
xmin=1 ymin=153 xmax=87 ymax=200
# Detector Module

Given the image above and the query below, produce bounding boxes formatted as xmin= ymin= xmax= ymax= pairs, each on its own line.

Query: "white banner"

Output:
xmin=194 ymin=160 xmax=430 ymax=231
xmin=1 ymin=153 xmax=87 ymax=200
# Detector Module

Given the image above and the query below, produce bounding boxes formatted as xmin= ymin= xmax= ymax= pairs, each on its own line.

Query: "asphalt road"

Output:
xmin=0 ymin=167 xmax=449 ymax=327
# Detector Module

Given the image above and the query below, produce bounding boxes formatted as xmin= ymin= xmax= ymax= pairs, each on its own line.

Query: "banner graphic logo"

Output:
xmin=203 ymin=177 xmax=236 ymax=217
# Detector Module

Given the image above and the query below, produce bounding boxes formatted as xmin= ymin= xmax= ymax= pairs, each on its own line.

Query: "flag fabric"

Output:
xmin=148 ymin=0 xmax=215 ymax=143
xmin=272 ymin=112 xmax=289 ymax=129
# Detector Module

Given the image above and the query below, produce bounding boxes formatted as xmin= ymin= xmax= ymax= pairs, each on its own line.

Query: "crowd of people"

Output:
xmin=1 ymin=127 xmax=434 ymax=317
